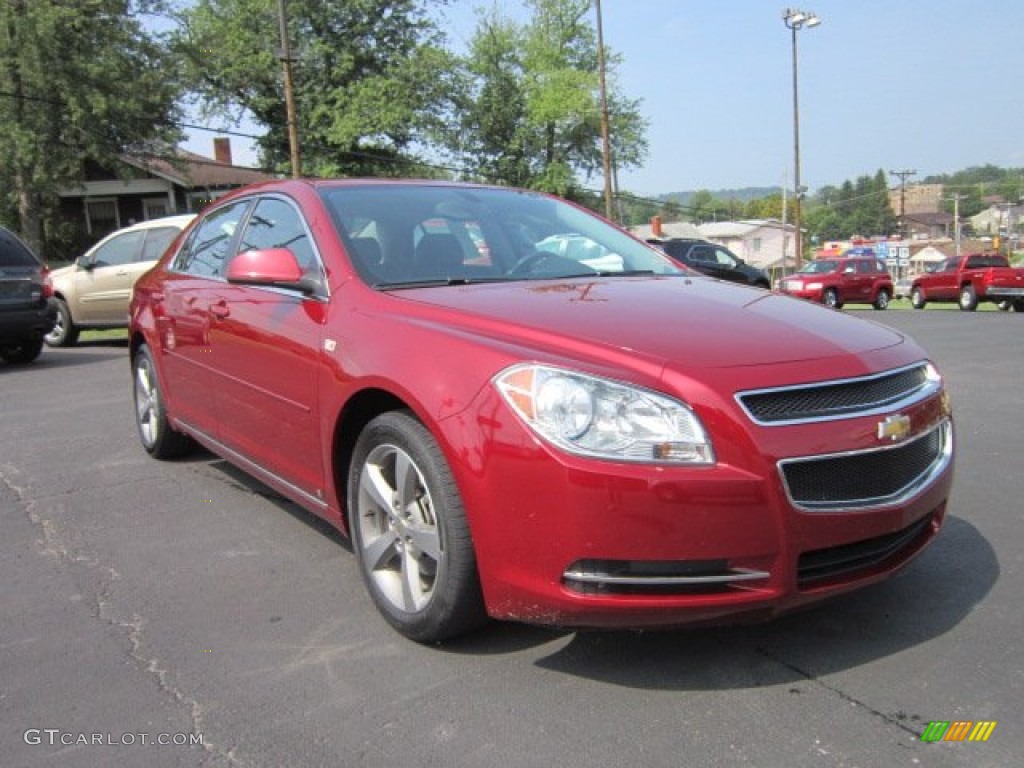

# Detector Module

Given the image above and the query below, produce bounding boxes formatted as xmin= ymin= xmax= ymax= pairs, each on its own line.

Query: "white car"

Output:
xmin=46 ymin=215 xmax=194 ymax=346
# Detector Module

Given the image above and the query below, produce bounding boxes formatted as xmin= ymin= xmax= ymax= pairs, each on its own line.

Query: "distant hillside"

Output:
xmin=661 ymin=187 xmax=782 ymax=205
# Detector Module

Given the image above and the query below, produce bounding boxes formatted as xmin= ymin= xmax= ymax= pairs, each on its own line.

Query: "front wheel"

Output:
xmin=44 ymin=299 xmax=80 ymax=347
xmin=823 ymin=288 xmax=842 ymax=309
xmin=873 ymin=289 xmax=890 ymax=310
xmin=132 ymin=344 xmax=194 ymax=459
xmin=959 ymin=284 xmax=978 ymax=311
xmin=910 ymin=287 xmax=926 ymax=309
xmin=348 ymin=411 xmax=485 ymax=643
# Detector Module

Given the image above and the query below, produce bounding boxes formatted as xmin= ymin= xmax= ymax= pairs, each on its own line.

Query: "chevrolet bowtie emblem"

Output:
xmin=878 ymin=414 xmax=912 ymax=442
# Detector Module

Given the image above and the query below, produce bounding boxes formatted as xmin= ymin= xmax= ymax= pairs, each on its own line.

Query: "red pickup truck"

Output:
xmin=910 ymin=252 xmax=1024 ymax=311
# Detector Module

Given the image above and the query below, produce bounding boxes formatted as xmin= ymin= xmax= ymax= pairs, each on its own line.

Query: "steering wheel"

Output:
xmin=507 ymin=250 xmax=596 ymax=278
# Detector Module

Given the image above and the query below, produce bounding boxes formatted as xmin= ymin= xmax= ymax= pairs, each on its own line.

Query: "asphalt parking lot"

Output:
xmin=2 ymin=310 xmax=1021 ymax=768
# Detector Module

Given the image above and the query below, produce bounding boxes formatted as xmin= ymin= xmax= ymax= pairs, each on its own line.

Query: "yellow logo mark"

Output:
xmin=877 ymin=414 xmax=911 ymax=442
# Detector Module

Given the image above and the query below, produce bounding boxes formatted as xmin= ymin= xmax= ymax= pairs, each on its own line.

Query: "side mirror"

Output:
xmin=76 ymin=256 xmax=94 ymax=271
xmin=226 ymin=248 xmax=317 ymax=294
xmin=843 ymin=265 xmax=855 ymax=274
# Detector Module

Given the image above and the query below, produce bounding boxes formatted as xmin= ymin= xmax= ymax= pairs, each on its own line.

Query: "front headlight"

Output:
xmin=494 ymin=364 xmax=714 ymax=464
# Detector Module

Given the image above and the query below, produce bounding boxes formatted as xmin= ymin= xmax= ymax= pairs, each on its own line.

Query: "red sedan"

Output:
xmin=129 ymin=180 xmax=954 ymax=642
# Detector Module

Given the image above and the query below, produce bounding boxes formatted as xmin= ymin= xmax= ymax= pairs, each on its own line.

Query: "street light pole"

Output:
xmin=782 ymin=8 xmax=820 ymax=269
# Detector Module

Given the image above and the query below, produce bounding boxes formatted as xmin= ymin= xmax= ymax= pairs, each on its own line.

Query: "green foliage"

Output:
xmin=0 ymin=0 xmax=182 ymax=256
xmin=926 ymin=164 xmax=1024 ymax=219
xmin=176 ymin=0 xmax=457 ymax=177
xmin=453 ymin=0 xmax=647 ymax=197
xmin=803 ymin=169 xmax=896 ymax=240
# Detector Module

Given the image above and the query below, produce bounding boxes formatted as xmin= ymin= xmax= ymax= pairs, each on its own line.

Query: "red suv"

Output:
xmin=129 ymin=180 xmax=953 ymax=642
xmin=778 ymin=255 xmax=894 ymax=309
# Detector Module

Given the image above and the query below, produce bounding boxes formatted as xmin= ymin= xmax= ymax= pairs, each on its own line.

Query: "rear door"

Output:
xmin=157 ymin=200 xmax=252 ymax=437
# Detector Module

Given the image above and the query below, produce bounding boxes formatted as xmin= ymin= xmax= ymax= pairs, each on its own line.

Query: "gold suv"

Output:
xmin=46 ymin=215 xmax=194 ymax=346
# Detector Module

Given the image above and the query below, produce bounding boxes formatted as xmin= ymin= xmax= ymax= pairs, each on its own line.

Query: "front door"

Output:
xmin=208 ymin=196 xmax=327 ymax=501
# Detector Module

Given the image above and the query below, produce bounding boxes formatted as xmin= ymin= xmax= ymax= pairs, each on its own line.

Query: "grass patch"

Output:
xmin=81 ymin=328 xmax=129 ymax=342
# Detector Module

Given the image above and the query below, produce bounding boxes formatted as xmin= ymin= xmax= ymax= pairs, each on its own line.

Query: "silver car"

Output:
xmin=46 ymin=215 xmax=194 ymax=346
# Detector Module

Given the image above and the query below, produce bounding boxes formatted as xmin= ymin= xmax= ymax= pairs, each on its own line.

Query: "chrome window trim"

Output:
xmin=735 ymin=361 xmax=940 ymax=427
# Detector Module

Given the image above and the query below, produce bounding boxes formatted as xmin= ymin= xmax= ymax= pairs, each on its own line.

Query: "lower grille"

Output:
xmin=798 ymin=513 xmax=934 ymax=587
xmin=780 ymin=420 xmax=951 ymax=511
xmin=564 ymin=559 xmax=769 ymax=596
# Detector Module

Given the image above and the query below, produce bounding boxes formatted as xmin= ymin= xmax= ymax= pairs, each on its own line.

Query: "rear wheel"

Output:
xmin=873 ymin=288 xmax=890 ymax=310
xmin=910 ymin=287 xmax=926 ymax=309
xmin=44 ymin=299 xmax=79 ymax=347
xmin=348 ymin=410 xmax=485 ymax=643
xmin=0 ymin=338 xmax=44 ymax=364
xmin=823 ymin=288 xmax=842 ymax=309
xmin=132 ymin=344 xmax=193 ymax=459
xmin=1014 ymin=299 xmax=1024 ymax=313
xmin=958 ymin=284 xmax=978 ymax=311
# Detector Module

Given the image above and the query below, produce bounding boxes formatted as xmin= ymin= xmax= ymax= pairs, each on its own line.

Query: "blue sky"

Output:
xmin=184 ymin=0 xmax=1024 ymax=197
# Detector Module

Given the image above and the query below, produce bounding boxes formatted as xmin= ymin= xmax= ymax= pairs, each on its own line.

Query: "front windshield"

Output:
xmin=318 ymin=184 xmax=682 ymax=287
xmin=798 ymin=260 xmax=839 ymax=274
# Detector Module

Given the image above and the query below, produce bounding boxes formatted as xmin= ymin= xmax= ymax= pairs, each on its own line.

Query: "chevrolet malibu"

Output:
xmin=129 ymin=180 xmax=954 ymax=643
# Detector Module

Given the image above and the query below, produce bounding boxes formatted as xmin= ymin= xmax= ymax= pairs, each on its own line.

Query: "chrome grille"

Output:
xmin=737 ymin=363 xmax=934 ymax=425
xmin=780 ymin=420 xmax=951 ymax=511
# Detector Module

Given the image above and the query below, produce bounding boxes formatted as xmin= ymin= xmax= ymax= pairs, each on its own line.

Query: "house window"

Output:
xmin=85 ymin=198 xmax=120 ymax=236
xmin=143 ymin=198 xmax=170 ymax=220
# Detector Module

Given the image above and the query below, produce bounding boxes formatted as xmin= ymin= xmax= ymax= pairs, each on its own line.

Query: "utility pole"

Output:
xmin=944 ymin=193 xmax=966 ymax=257
xmin=277 ymin=0 xmax=301 ymax=178
xmin=594 ymin=0 xmax=614 ymax=221
xmin=889 ymin=168 xmax=916 ymax=238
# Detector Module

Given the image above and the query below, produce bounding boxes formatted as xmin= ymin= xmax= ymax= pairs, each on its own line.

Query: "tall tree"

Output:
xmin=454 ymin=0 xmax=647 ymax=199
xmin=0 ymin=0 xmax=181 ymax=256
xmin=176 ymin=0 xmax=458 ymax=177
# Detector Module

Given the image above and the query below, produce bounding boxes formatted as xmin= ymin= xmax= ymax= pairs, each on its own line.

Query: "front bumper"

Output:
xmin=778 ymin=285 xmax=825 ymax=302
xmin=441 ymin=373 xmax=953 ymax=629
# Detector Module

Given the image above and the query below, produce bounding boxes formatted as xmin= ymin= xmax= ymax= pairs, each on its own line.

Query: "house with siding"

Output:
xmin=57 ymin=138 xmax=274 ymax=246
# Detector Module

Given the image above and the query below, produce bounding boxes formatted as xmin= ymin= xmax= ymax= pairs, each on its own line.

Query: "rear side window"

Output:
xmin=0 ymin=229 xmax=41 ymax=267
xmin=140 ymin=226 xmax=183 ymax=263
xmin=174 ymin=201 xmax=250 ymax=278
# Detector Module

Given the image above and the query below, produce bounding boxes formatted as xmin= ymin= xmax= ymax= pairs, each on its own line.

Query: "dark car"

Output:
xmin=646 ymin=238 xmax=770 ymax=288
xmin=0 ymin=226 xmax=56 ymax=364
xmin=129 ymin=180 xmax=953 ymax=643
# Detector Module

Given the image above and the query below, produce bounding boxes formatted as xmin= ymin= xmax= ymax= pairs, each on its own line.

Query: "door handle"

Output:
xmin=209 ymin=300 xmax=230 ymax=319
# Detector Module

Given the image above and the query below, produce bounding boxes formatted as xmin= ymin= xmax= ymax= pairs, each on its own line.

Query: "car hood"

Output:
xmin=394 ymin=276 xmax=906 ymax=370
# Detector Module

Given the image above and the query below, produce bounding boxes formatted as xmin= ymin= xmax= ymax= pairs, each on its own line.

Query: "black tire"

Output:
xmin=132 ymin=344 xmax=193 ymax=459
xmin=1014 ymin=300 xmax=1024 ymax=313
xmin=910 ymin=286 xmax=926 ymax=309
xmin=348 ymin=410 xmax=486 ymax=643
xmin=44 ymin=298 xmax=80 ymax=347
xmin=958 ymin=284 xmax=978 ymax=311
xmin=0 ymin=338 xmax=44 ymax=364
xmin=873 ymin=288 xmax=890 ymax=310
xmin=823 ymin=288 xmax=842 ymax=309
